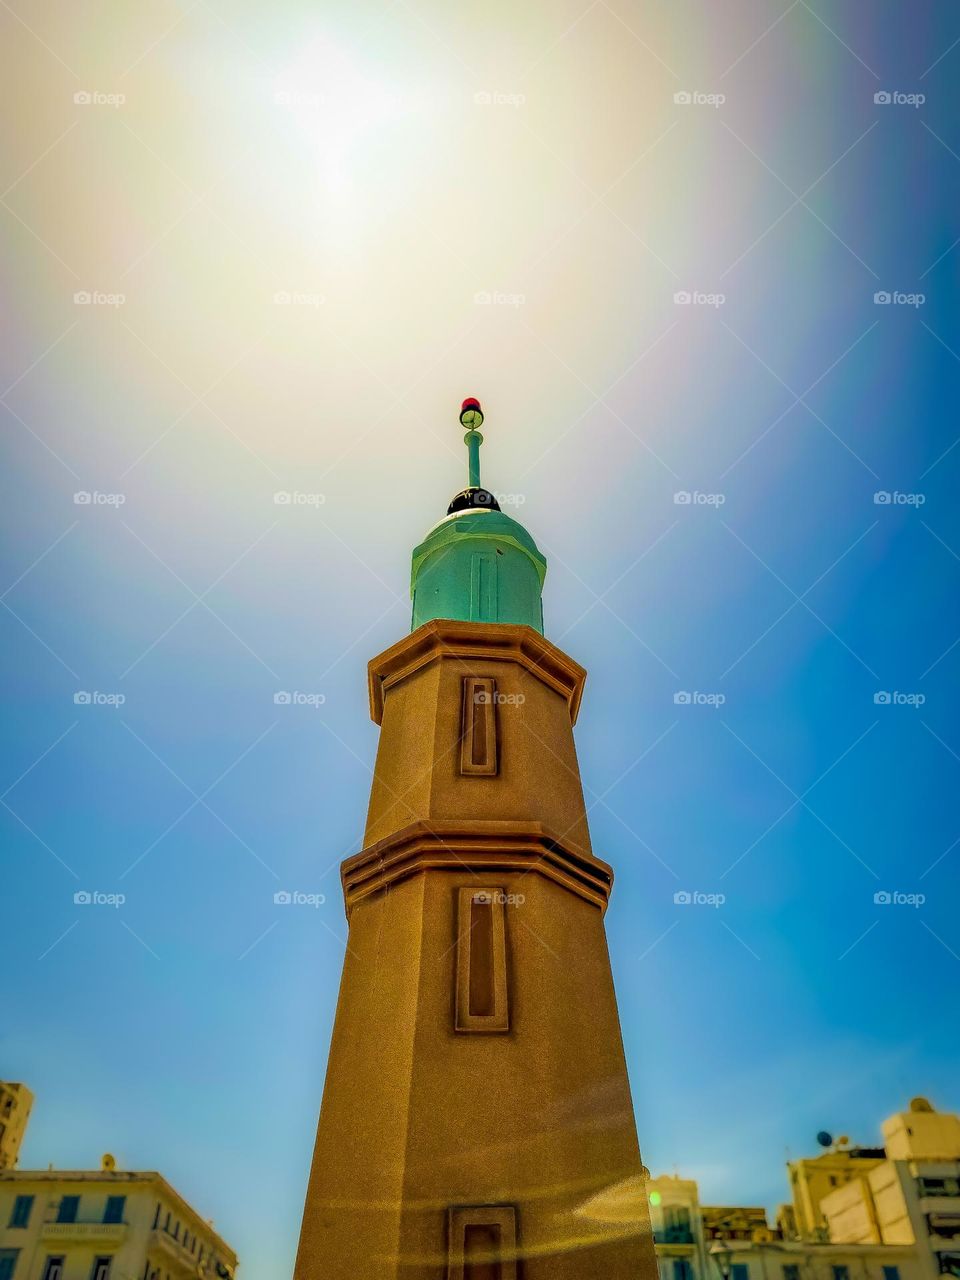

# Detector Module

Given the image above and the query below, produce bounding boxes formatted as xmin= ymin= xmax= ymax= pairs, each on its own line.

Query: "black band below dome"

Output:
xmin=446 ymin=488 xmax=501 ymax=515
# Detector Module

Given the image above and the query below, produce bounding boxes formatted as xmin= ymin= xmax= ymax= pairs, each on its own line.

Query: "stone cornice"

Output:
xmin=341 ymin=819 xmax=613 ymax=915
xmin=367 ymin=620 xmax=587 ymax=725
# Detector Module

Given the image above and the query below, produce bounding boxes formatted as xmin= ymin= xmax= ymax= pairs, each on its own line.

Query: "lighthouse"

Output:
xmin=293 ymin=402 xmax=658 ymax=1279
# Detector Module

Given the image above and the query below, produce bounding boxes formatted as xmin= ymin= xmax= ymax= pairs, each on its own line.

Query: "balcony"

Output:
xmin=149 ymin=1228 xmax=234 ymax=1278
xmin=151 ymin=1227 xmax=201 ymax=1272
xmin=922 ymin=1198 xmax=960 ymax=1218
xmin=41 ymin=1222 xmax=127 ymax=1244
xmin=656 ymin=1230 xmax=696 ymax=1245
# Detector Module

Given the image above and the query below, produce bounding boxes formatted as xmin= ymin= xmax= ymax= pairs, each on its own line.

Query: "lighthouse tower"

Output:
xmin=293 ymin=402 xmax=658 ymax=1280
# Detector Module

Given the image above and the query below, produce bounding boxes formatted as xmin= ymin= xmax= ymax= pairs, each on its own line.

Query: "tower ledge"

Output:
xmin=368 ymin=619 xmax=586 ymax=726
xmin=341 ymin=818 xmax=613 ymax=915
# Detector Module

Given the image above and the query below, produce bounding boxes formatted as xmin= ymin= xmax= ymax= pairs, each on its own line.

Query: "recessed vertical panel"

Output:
xmin=470 ymin=551 xmax=498 ymax=623
xmin=460 ymin=677 xmax=498 ymax=776
xmin=455 ymin=888 xmax=509 ymax=1033
xmin=447 ymin=1206 xmax=518 ymax=1280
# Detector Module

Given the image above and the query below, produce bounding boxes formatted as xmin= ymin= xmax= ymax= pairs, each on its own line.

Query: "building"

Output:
xmin=648 ymin=1177 xmax=922 ymax=1280
xmin=819 ymin=1100 xmax=960 ymax=1280
xmin=788 ymin=1147 xmax=887 ymax=1242
xmin=0 ymin=1157 xmax=238 ymax=1280
xmin=292 ymin=401 xmax=659 ymax=1278
xmin=0 ymin=1088 xmax=34 ymax=1172
xmin=647 ymin=1099 xmax=960 ymax=1280
xmin=702 ymin=1206 xmax=775 ymax=1242
xmin=648 ymin=1174 xmax=707 ymax=1280
xmin=705 ymin=1234 xmax=921 ymax=1280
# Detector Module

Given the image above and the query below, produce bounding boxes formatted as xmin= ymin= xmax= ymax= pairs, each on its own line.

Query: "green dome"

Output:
xmin=411 ymin=507 xmax=547 ymax=633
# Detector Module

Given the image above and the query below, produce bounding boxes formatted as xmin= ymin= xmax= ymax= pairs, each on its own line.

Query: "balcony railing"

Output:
xmin=150 ymin=1228 xmax=233 ymax=1279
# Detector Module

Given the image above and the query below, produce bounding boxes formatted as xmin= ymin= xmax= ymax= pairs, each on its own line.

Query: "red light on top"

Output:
xmin=459 ymin=397 xmax=483 ymax=428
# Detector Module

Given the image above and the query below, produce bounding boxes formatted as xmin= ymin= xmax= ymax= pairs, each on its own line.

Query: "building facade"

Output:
xmin=0 ymin=1088 xmax=34 ymax=1173
xmin=819 ymin=1100 xmax=960 ymax=1280
xmin=0 ymin=1163 xmax=237 ymax=1280
xmin=648 ymin=1100 xmax=960 ymax=1280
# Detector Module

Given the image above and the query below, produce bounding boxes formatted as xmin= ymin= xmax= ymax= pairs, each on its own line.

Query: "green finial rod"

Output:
xmin=459 ymin=397 xmax=484 ymax=489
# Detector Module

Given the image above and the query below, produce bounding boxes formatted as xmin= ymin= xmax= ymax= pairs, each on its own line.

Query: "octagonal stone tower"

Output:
xmin=293 ymin=401 xmax=657 ymax=1280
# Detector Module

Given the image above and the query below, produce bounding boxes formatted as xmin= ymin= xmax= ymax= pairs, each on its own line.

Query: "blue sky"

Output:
xmin=2 ymin=1 xmax=959 ymax=1276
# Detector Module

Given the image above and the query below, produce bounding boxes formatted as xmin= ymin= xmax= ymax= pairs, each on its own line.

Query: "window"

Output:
xmin=920 ymin=1178 xmax=960 ymax=1198
xmin=41 ymin=1259 xmax=65 ymax=1280
xmin=103 ymin=1197 xmax=125 ymax=1224
xmin=0 ymin=1250 xmax=19 ymax=1280
xmin=674 ymin=1261 xmax=694 ymax=1280
xmin=9 ymin=1196 xmax=33 ymax=1228
xmin=832 ymin=1267 xmax=850 ymax=1280
xmin=783 ymin=1266 xmax=800 ymax=1280
xmin=446 ymin=1205 xmax=517 ymax=1280
xmin=732 ymin=1265 xmax=750 ymax=1280
xmin=882 ymin=1267 xmax=900 ymax=1280
xmin=460 ymin=677 xmax=498 ymax=776
xmin=90 ymin=1260 xmax=111 ymax=1280
xmin=152 ymin=1203 xmax=161 ymax=1229
xmin=454 ymin=887 xmax=509 ymax=1032
xmin=57 ymin=1197 xmax=79 ymax=1224
xmin=663 ymin=1208 xmax=693 ymax=1242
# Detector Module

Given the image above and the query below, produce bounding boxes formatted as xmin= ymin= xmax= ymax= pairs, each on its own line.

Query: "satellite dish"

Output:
xmin=910 ymin=1097 xmax=934 ymax=1113
xmin=816 ymin=1131 xmax=833 ymax=1148
xmin=837 ymin=1135 xmax=850 ymax=1147
xmin=101 ymin=1153 xmax=116 ymax=1171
